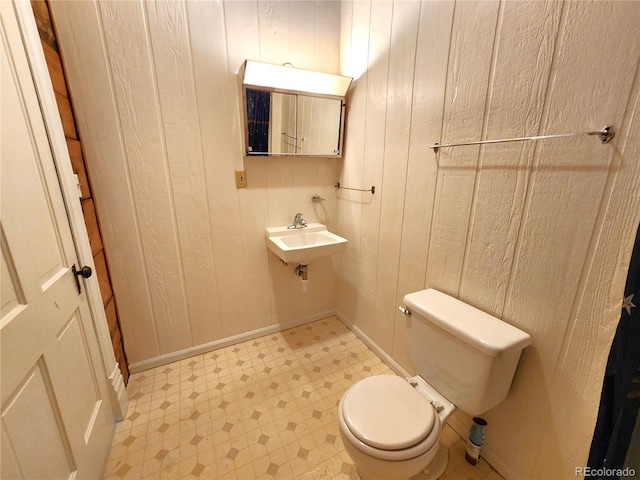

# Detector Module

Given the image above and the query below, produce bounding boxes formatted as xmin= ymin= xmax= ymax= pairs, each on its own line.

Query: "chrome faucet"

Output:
xmin=288 ymin=213 xmax=307 ymax=229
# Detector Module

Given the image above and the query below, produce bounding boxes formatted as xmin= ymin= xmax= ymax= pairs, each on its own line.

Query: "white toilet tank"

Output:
xmin=403 ymin=289 xmax=531 ymax=416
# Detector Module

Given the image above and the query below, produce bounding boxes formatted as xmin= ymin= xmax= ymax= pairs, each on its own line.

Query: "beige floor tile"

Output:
xmin=103 ymin=317 xmax=503 ymax=480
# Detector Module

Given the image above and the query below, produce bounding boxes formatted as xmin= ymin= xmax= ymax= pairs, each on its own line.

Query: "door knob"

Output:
xmin=71 ymin=264 xmax=93 ymax=294
xmin=73 ymin=265 xmax=92 ymax=278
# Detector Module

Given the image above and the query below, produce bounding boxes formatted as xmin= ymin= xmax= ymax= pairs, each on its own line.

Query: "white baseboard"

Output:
xmin=334 ymin=309 xmax=411 ymax=379
xmin=128 ymin=310 xmax=336 ymax=374
xmin=108 ymin=363 xmax=129 ymax=420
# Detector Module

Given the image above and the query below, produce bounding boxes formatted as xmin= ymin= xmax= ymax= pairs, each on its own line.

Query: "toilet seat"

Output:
xmin=340 ymin=375 xmax=441 ymax=461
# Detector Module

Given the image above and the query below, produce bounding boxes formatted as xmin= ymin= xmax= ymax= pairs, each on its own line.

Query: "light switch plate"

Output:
xmin=235 ymin=170 xmax=247 ymax=188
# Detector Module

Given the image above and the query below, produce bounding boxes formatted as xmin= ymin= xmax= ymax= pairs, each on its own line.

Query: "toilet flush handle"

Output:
xmin=398 ymin=305 xmax=411 ymax=317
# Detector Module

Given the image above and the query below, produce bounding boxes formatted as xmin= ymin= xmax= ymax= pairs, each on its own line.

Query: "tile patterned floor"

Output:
xmin=103 ymin=316 xmax=503 ymax=480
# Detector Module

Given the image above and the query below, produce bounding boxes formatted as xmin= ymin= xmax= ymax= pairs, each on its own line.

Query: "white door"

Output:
xmin=0 ymin=2 xmax=115 ymax=479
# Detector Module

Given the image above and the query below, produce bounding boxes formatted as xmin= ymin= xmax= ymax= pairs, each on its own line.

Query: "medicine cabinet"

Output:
xmin=239 ymin=61 xmax=352 ymax=157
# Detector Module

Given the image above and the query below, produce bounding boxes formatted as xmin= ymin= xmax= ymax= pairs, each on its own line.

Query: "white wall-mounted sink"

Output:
xmin=266 ymin=223 xmax=348 ymax=264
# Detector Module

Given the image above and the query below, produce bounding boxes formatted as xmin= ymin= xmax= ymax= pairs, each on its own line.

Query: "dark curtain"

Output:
xmin=246 ymin=89 xmax=270 ymax=154
xmin=588 ymin=224 xmax=640 ymax=478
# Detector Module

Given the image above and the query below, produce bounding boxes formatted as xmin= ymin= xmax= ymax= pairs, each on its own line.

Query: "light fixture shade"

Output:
xmin=241 ymin=60 xmax=352 ymax=98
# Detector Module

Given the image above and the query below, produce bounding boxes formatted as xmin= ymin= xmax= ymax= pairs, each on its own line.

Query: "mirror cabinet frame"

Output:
xmin=239 ymin=61 xmax=352 ymax=158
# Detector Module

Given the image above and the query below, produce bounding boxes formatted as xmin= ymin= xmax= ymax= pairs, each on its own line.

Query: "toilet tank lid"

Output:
xmin=403 ymin=289 xmax=531 ymax=357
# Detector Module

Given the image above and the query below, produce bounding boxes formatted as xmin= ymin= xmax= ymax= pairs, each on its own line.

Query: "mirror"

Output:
xmin=240 ymin=61 xmax=352 ymax=157
xmin=245 ymin=89 xmax=344 ymax=156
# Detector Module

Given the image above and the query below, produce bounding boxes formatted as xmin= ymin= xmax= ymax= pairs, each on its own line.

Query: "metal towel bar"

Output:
xmin=430 ymin=125 xmax=614 ymax=153
xmin=335 ymin=182 xmax=375 ymax=194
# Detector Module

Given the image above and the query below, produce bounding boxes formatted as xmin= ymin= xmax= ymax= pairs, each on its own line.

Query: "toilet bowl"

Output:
xmin=338 ymin=289 xmax=532 ymax=480
xmin=338 ymin=375 xmax=452 ymax=480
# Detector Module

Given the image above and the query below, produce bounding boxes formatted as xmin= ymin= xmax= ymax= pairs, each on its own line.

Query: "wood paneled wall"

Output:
xmin=30 ymin=0 xmax=129 ymax=384
xmin=48 ymin=1 xmax=343 ymax=371
xmin=338 ymin=1 xmax=640 ymax=479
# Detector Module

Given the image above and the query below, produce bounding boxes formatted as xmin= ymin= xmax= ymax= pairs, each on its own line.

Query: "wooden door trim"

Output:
xmin=13 ymin=0 xmax=127 ymax=419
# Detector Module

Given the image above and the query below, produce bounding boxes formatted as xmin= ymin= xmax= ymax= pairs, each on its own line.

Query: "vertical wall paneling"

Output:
xmin=424 ymin=0 xmax=500 ymax=297
xmin=225 ymin=0 xmax=259 ymax=177
xmin=259 ymin=2 xmax=301 ymax=71
xmin=493 ymin=3 xmax=640 ymax=475
xmin=233 ymin=0 xmax=283 ymax=333
xmin=234 ymin=0 xmax=288 ymax=335
xmin=49 ymin=0 xmax=159 ymax=364
xmin=335 ymin=0 xmax=355 ymax=320
xmin=351 ymin=0 xmax=394 ymax=337
xmin=99 ymin=0 xmax=191 ymax=354
xmin=452 ymin=3 xmax=564 ymax=476
xmin=527 ymin=3 xmax=640 ymax=475
xmin=187 ymin=0 xmax=243 ymax=338
xmin=337 ymin=1 xmax=640 ymax=478
xmin=254 ymin=1 xmax=295 ymax=237
xmin=258 ymin=1 xmax=343 ymax=324
xmin=372 ymin=1 xmax=420 ymax=353
xmin=393 ymin=1 xmax=455 ymax=372
xmin=257 ymin=1 xmax=290 ymax=67
xmin=145 ymin=0 xmax=220 ymax=345
xmin=335 ymin=0 xmax=375 ymax=329
xmin=316 ymin=1 xmax=341 ymax=75
xmin=458 ymin=1 xmax=562 ymax=317
xmin=339 ymin=1 xmax=352 ymax=77
xmin=53 ymin=0 xmax=342 ymax=369
xmin=289 ymin=2 xmax=323 ymax=73
xmin=244 ymin=0 xmax=343 ymax=330
xmin=503 ymin=1 xmax=637 ymax=380
xmin=533 ymin=61 xmax=640 ymax=477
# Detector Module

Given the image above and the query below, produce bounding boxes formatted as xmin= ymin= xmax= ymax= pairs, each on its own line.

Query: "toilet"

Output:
xmin=338 ymin=289 xmax=531 ymax=480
